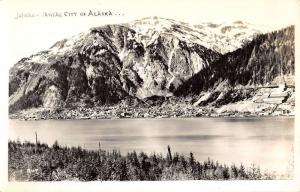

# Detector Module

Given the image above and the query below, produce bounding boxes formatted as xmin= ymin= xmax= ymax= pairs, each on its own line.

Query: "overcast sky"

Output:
xmin=1 ymin=0 xmax=299 ymax=67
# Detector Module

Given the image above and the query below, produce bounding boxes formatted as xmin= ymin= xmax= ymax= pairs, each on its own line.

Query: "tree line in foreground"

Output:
xmin=8 ymin=140 xmax=280 ymax=181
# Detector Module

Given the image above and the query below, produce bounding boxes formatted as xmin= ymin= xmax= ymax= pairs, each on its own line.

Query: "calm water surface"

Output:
xmin=9 ymin=117 xmax=294 ymax=174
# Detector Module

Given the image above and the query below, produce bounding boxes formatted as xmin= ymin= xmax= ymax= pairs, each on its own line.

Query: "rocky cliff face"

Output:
xmin=8 ymin=17 xmax=294 ymax=113
xmin=9 ymin=20 xmax=220 ymax=112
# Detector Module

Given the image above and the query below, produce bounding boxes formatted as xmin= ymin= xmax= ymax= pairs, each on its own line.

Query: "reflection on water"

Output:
xmin=9 ymin=117 xmax=294 ymax=174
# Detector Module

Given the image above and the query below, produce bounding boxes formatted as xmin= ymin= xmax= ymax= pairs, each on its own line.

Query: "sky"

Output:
xmin=0 ymin=0 xmax=299 ymax=67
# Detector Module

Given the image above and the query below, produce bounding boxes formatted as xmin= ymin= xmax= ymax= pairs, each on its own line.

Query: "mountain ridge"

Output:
xmin=8 ymin=18 xmax=295 ymax=118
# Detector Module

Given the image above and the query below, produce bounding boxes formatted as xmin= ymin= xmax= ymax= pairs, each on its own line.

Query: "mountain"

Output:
xmin=129 ymin=17 xmax=275 ymax=54
xmin=175 ymin=25 xmax=295 ymax=95
xmin=174 ymin=26 xmax=294 ymax=111
xmin=8 ymin=17 xmax=294 ymax=115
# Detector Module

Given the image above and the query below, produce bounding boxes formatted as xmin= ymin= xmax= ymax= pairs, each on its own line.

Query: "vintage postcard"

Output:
xmin=1 ymin=0 xmax=299 ymax=191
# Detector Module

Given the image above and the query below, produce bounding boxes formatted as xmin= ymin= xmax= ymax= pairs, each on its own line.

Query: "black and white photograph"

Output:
xmin=0 ymin=0 xmax=299 ymax=191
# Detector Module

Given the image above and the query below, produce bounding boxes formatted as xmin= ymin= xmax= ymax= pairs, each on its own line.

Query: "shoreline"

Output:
xmin=8 ymin=116 xmax=296 ymax=123
xmin=9 ymin=103 xmax=295 ymax=121
xmin=9 ymin=112 xmax=295 ymax=121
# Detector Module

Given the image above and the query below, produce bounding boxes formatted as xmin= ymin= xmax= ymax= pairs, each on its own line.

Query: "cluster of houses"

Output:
xmin=254 ymin=84 xmax=289 ymax=104
xmin=254 ymin=84 xmax=293 ymax=116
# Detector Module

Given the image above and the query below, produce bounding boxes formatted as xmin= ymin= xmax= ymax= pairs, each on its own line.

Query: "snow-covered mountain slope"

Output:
xmin=128 ymin=17 xmax=276 ymax=54
xmin=11 ymin=17 xmax=276 ymax=73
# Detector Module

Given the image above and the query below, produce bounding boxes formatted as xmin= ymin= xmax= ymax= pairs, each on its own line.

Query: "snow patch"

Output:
xmin=193 ymin=92 xmax=212 ymax=106
xmin=190 ymin=52 xmax=205 ymax=74
xmin=43 ymin=85 xmax=64 ymax=108
xmin=86 ymin=65 xmax=95 ymax=78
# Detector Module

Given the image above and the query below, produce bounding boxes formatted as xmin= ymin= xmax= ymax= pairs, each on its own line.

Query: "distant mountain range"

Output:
xmin=9 ymin=17 xmax=294 ymax=114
